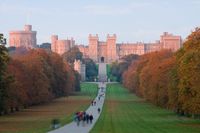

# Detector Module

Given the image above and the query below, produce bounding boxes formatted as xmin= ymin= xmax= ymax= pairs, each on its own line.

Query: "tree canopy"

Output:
xmin=0 ymin=48 xmax=79 ymax=114
xmin=62 ymin=47 xmax=83 ymax=64
xmin=0 ymin=34 xmax=6 ymax=45
xmin=0 ymin=45 xmax=11 ymax=113
xmin=110 ymin=54 xmax=139 ymax=82
xmin=83 ymin=58 xmax=98 ymax=81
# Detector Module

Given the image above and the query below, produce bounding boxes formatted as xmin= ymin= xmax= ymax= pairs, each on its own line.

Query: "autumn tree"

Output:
xmin=176 ymin=28 xmax=200 ymax=116
xmin=8 ymin=48 xmax=78 ymax=107
xmin=6 ymin=59 xmax=28 ymax=111
xmin=123 ymin=50 xmax=175 ymax=107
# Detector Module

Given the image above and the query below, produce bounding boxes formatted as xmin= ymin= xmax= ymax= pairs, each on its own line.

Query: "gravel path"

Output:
xmin=48 ymin=82 xmax=106 ymax=133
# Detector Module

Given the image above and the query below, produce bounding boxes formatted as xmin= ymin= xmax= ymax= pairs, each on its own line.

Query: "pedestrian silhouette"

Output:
xmin=98 ymin=108 xmax=101 ymax=113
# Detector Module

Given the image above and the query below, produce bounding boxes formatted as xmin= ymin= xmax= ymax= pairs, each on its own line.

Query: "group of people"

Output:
xmin=73 ymin=83 xmax=105 ymax=127
xmin=74 ymin=111 xmax=93 ymax=126
xmin=91 ymin=100 xmax=96 ymax=106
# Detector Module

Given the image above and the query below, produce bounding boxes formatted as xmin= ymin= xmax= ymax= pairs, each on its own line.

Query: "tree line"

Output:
xmin=122 ymin=28 xmax=200 ymax=117
xmin=0 ymin=46 xmax=79 ymax=115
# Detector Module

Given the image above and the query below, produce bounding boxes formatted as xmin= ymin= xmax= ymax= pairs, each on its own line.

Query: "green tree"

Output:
xmin=111 ymin=54 xmax=139 ymax=82
xmin=0 ymin=34 xmax=6 ymax=45
xmin=74 ymin=71 xmax=81 ymax=91
xmin=83 ymin=58 xmax=98 ymax=81
xmin=62 ymin=47 xmax=83 ymax=64
xmin=0 ymin=45 xmax=10 ymax=113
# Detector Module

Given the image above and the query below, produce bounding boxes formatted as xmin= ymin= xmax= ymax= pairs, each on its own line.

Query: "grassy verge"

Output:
xmin=91 ymin=83 xmax=200 ymax=133
xmin=0 ymin=83 xmax=98 ymax=133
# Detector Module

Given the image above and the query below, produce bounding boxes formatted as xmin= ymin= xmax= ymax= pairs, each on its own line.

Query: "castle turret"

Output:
xmin=89 ymin=34 xmax=99 ymax=62
xmin=107 ymin=34 xmax=117 ymax=62
xmin=24 ymin=25 xmax=32 ymax=31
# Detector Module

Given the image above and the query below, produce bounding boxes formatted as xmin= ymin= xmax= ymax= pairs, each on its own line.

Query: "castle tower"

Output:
xmin=51 ymin=35 xmax=58 ymax=53
xmin=106 ymin=34 xmax=117 ymax=63
xmin=9 ymin=25 xmax=37 ymax=48
xmin=160 ymin=32 xmax=182 ymax=52
xmin=89 ymin=34 xmax=98 ymax=62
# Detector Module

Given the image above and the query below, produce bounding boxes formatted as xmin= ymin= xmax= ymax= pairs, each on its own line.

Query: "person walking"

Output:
xmin=82 ymin=114 xmax=86 ymax=126
xmin=77 ymin=115 xmax=80 ymax=126
xmin=86 ymin=113 xmax=89 ymax=124
xmin=89 ymin=114 xmax=93 ymax=124
xmin=98 ymin=108 xmax=101 ymax=114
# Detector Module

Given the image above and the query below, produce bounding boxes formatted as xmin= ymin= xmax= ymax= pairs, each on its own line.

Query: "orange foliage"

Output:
xmin=4 ymin=48 xmax=78 ymax=112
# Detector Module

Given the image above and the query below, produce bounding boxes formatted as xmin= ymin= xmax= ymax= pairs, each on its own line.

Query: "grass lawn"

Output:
xmin=0 ymin=83 xmax=98 ymax=133
xmin=90 ymin=83 xmax=200 ymax=133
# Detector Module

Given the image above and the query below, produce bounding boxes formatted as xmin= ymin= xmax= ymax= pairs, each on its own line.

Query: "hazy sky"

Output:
xmin=1 ymin=0 xmax=200 ymax=45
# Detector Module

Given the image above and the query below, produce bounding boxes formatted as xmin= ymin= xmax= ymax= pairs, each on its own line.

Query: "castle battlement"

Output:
xmin=88 ymin=34 xmax=99 ymax=40
xmin=107 ymin=34 xmax=117 ymax=38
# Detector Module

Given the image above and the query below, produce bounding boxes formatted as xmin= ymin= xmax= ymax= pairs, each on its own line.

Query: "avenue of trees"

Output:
xmin=0 ymin=45 xmax=78 ymax=115
xmin=123 ymin=28 xmax=200 ymax=117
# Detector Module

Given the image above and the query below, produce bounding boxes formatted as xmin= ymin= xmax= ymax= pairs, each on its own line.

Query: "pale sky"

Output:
xmin=1 ymin=0 xmax=200 ymax=45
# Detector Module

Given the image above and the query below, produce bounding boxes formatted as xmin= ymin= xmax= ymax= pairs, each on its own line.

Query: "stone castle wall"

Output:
xmin=77 ymin=32 xmax=182 ymax=63
xmin=51 ymin=35 xmax=75 ymax=55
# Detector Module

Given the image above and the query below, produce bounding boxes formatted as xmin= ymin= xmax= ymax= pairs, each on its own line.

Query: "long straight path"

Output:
xmin=98 ymin=63 xmax=107 ymax=82
xmin=48 ymin=82 xmax=106 ymax=133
